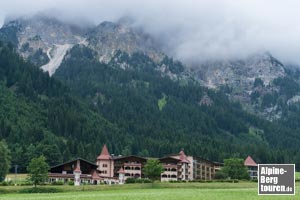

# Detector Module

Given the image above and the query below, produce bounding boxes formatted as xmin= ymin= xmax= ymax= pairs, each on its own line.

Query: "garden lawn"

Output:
xmin=0 ymin=182 xmax=299 ymax=200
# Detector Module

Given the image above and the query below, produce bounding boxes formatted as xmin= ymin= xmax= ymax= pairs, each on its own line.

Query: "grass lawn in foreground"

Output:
xmin=295 ymin=172 xmax=300 ymax=179
xmin=0 ymin=182 xmax=299 ymax=200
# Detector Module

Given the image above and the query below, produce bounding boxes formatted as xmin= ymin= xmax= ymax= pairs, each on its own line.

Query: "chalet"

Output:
xmin=244 ymin=155 xmax=258 ymax=179
xmin=96 ymin=144 xmax=147 ymax=181
xmin=113 ymin=155 xmax=147 ymax=179
xmin=48 ymin=158 xmax=101 ymax=185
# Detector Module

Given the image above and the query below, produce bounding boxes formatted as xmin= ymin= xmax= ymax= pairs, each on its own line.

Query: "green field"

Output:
xmin=0 ymin=182 xmax=299 ymax=200
xmin=296 ymin=172 xmax=300 ymax=179
xmin=5 ymin=174 xmax=28 ymax=183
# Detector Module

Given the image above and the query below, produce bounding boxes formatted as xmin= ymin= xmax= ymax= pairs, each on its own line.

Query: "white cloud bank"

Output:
xmin=0 ymin=0 xmax=300 ymax=65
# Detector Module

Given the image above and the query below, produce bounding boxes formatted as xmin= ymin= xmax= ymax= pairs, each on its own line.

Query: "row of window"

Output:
xmin=125 ymin=173 xmax=141 ymax=177
xmin=161 ymin=174 xmax=177 ymax=178
xmin=124 ymin=167 xmax=141 ymax=170
xmin=164 ymin=168 xmax=177 ymax=172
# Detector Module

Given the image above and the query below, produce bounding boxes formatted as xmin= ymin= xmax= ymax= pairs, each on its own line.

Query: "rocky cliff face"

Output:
xmin=0 ymin=15 xmax=165 ymax=76
xmin=1 ymin=15 xmax=85 ymax=75
xmin=86 ymin=21 xmax=164 ymax=63
xmin=191 ymin=52 xmax=285 ymax=89
xmin=2 ymin=15 xmax=300 ymax=121
xmin=188 ymin=52 xmax=290 ymax=120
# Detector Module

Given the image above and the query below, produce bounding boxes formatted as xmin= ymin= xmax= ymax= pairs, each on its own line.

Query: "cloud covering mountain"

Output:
xmin=1 ymin=0 xmax=300 ymax=65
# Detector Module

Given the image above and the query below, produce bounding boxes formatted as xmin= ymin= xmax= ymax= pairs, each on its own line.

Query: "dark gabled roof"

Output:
xmin=50 ymin=157 xmax=97 ymax=169
xmin=159 ymin=156 xmax=181 ymax=162
xmin=213 ymin=161 xmax=224 ymax=166
xmin=112 ymin=155 xmax=147 ymax=161
xmin=193 ymin=156 xmax=218 ymax=165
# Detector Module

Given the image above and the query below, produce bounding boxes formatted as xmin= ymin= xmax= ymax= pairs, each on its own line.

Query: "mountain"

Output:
xmin=188 ymin=53 xmax=287 ymax=120
xmin=86 ymin=20 xmax=163 ymax=63
xmin=187 ymin=52 xmax=300 ymax=127
xmin=0 ymin=42 xmax=122 ymax=172
xmin=2 ymin=15 xmax=300 ymax=170
xmin=0 ymin=15 xmax=165 ymax=75
xmin=54 ymin=44 xmax=300 ymax=165
xmin=1 ymin=15 xmax=86 ymax=75
xmin=191 ymin=52 xmax=285 ymax=89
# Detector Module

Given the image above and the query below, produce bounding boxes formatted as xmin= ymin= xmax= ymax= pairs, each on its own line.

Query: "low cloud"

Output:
xmin=1 ymin=0 xmax=300 ymax=65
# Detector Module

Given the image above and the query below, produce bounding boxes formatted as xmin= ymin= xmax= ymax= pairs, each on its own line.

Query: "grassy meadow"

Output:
xmin=0 ymin=181 xmax=299 ymax=200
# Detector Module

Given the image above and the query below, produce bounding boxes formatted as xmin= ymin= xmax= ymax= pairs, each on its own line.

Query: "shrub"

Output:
xmin=125 ymin=178 xmax=151 ymax=184
xmin=19 ymin=182 xmax=33 ymax=186
xmin=214 ymin=170 xmax=228 ymax=179
xmin=0 ymin=181 xmax=13 ymax=186
xmin=0 ymin=181 xmax=8 ymax=186
xmin=51 ymin=181 xmax=64 ymax=185
xmin=68 ymin=181 xmax=74 ymax=185
xmin=125 ymin=178 xmax=136 ymax=184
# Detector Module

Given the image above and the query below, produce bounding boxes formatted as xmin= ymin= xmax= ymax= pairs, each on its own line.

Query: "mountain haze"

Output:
xmin=1 ymin=15 xmax=300 ymax=171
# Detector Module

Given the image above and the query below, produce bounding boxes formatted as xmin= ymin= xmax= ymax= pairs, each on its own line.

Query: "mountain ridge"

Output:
xmin=2 ymin=15 xmax=300 ymax=170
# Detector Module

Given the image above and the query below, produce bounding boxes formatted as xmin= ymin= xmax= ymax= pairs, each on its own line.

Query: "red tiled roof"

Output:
xmin=118 ymin=167 xmax=125 ymax=174
xmin=97 ymin=144 xmax=112 ymax=160
xmin=91 ymin=170 xmax=101 ymax=180
xmin=74 ymin=160 xmax=81 ymax=172
xmin=244 ymin=156 xmax=257 ymax=166
xmin=179 ymin=149 xmax=190 ymax=163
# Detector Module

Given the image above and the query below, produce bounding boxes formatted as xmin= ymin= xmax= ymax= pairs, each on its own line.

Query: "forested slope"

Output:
xmin=55 ymin=45 xmax=300 ymax=167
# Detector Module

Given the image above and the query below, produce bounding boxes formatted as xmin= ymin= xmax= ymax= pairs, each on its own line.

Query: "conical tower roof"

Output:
xmin=179 ymin=149 xmax=190 ymax=163
xmin=118 ymin=167 xmax=125 ymax=174
xmin=244 ymin=156 xmax=257 ymax=166
xmin=74 ymin=159 xmax=81 ymax=172
xmin=97 ymin=144 xmax=112 ymax=160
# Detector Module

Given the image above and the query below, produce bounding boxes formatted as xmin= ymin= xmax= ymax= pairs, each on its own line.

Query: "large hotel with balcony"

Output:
xmin=48 ymin=144 xmax=223 ymax=185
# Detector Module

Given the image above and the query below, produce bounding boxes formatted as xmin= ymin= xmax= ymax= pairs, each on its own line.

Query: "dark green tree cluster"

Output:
xmin=216 ymin=158 xmax=249 ymax=180
xmin=0 ymin=42 xmax=121 ymax=172
xmin=27 ymin=156 xmax=49 ymax=187
xmin=0 ymin=140 xmax=11 ymax=182
xmin=1 ymin=40 xmax=300 ymax=174
xmin=55 ymin=45 xmax=300 ymax=164
xmin=143 ymin=159 xmax=164 ymax=182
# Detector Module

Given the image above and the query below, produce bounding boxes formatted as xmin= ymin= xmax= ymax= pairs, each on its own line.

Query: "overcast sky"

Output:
xmin=0 ymin=0 xmax=300 ymax=64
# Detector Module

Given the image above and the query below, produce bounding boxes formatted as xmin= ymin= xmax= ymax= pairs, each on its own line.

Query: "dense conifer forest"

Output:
xmin=1 ymin=42 xmax=300 ymax=172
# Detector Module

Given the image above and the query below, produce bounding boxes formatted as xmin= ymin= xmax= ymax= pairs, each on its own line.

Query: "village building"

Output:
xmin=159 ymin=157 xmax=182 ymax=181
xmin=48 ymin=144 xmax=222 ymax=185
xmin=159 ymin=149 xmax=193 ymax=181
xmin=96 ymin=144 xmax=114 ymax=178
xmin=113 ymin=155 xmax=147 ymax=179
xmin=48 ymin=158 xmax=101 ymax=185
xmin=193 ymin=157 xmax=222 ymax=180
xmin=96 ymin=144 xmax=147 ymax=181
xmin=244 ymin=155 xmax=258 ymax=179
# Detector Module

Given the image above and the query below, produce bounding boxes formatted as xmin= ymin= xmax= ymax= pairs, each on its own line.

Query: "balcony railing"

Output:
xmin=124 ymin=163 xmax=142 ymax=167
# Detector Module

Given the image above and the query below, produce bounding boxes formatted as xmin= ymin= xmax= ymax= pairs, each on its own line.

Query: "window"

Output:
xmin=103 ymin=164 xmax=108 ymax=168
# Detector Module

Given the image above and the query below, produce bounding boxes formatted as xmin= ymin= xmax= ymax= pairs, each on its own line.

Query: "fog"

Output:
xmin=0 ymin=0 xmax=300 ymax=65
